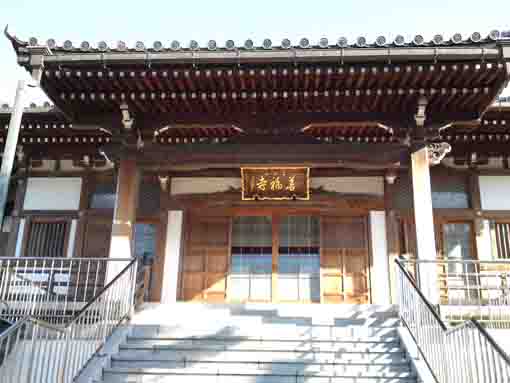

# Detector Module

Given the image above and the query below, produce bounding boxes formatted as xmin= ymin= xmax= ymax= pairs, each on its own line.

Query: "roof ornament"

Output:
xmin=117 ymin=41 xmax=127 ymax=51
xmin=15 ymin=145 xmax=24 ymax=165
xmin=136 ymin=130 xmax=144 ymax=151
xmin=158 ymin=175 xmax=169 ymax=192
xmin=375 ymin=36 xmax=386 ymax=47
xmin=4 ymin=25 xmax=28 ymax=51
xmin=413 ymin=35 xmax=425 ymax=46
xmin=394 ymin=35 xmax=405 ymax=46
xmin=80 ymin=41 xmax=91 ymax=51
xmin=135 ymin=41 xmax=145 ymax=51
xmin=355 ymin=36 xmax=367 ymax=47
xmin=433 ymin=47 xmax=439 ymax=64
xmin=432 ymin=34 xmax=443 ymax=45
xmin=98 ymin=41 xmax=108 ymax=51
xmin=207 ymin=40 xmax=217 ymax=50
xmin=337 ymin=37 xmax=348 ymax=48
xmin=244 ymin=39 xmax=254 ymax=50
xmin=262 ymin=39 xmax=272 ymax=50
xmin=470 ymin=32 xmax=482 ymax=43
xmin=47 ymin=38 xmax=57 ymax=49
xmin=28 ymin=37 xmax=38 ymax=46
xmin=451 ymin=33 xmax=463 ymax=44
xmin=427 ymin=143 xmax=452 ymax=165
xmin=63 ymin=40 xmax=73 ymax=50
xmin=299 ymin=38 xmax=310 ymax=49
xmin=225 ymin=40 xmax=236 ymax=50
xmin=488 ymin=30 xmax=500 ymax=41
xmin=170 ymin=40 xmax=180 ymax=51
xmin=281 ymin=38 xmax=292 ymax=49
xmin=318 ymin=37 xmax=328 ymax=49
xmin=189 ymin=40 xmax=199 ymax=50
xmin=145 ymin=51 xmax=152 ymax=69
xmin=120 ymin=102 xmax=134 ymax=130
xmin=153 ymin=41 xmax=163 ymax=51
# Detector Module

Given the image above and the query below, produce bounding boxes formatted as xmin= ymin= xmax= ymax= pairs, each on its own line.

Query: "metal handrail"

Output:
xmin=0 ymin=257 xmax=139 ymax=383
xmin=0 ymin=257 xmax=133 ymax=324
xmin=400 ymin=258 xmax=510 ymax=328
xmin=396 ymin=257 xmax=510 ymax=382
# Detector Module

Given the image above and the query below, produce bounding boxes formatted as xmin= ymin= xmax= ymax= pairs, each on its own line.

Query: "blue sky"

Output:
xmin=1 ymin=0 xmax=509 ymax=105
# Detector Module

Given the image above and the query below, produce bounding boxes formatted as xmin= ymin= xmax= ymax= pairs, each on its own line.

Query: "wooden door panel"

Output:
xmin=182 ymin=273 xmax=203 ymax=301
xmin=206 ymin=253 xmax=229 ymax=273
xmin=183 ymin=255 xmax=203 ymax=272
xmin=182 ymin=215 xmax=230 ymax=302
xmin=321 ymin=218 xmax=370 ymax=304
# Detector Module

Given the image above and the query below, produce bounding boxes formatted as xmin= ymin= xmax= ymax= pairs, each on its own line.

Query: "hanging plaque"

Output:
xmin=241 ymin=167 xmax=310 ymax=201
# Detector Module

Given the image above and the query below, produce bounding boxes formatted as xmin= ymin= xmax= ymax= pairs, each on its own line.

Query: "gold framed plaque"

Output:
xmin=241 ymin=167 xmax=310 ymax=201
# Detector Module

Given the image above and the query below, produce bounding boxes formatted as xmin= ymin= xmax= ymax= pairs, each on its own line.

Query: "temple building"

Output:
xmin=1 ymin=29 xmax=510 ymax=307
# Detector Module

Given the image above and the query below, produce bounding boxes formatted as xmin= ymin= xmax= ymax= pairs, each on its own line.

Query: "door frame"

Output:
xmin=228 ymin=209 xmax=371 ymax=304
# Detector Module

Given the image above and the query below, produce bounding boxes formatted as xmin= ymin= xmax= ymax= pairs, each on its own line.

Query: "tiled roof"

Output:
xmin=6 ymin=27 xmax=510 ymax=54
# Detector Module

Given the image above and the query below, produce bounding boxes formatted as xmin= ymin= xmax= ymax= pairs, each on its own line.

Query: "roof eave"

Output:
xmin=17 ymin=45 xmax=506 ymax=68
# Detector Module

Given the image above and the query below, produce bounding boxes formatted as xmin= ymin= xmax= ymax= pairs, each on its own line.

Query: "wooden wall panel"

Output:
xmin=181 ymin=215 xmax=230 ymax=302
xmin=81 ymin=217 xmax=112 ymax=258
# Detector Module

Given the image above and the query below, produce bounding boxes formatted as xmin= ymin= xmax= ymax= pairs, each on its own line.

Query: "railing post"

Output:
xmin=25 ymin=322 xmax=37 ymax=383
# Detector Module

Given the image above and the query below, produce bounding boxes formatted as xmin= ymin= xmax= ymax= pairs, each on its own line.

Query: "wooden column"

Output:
xmin=73 ymin=171 xmax=91 ymax=258
xmin=107 ymin=160 xmax=140 ymax=280
xmin=271 ymin=215 xmax=280 ymax=302
xmin=150 ymin=176 xmax=171 ymax=302
xmin=384 ymin=181 xmax=401 ymax=304
xmin=411 ymin=147 xmax=439 ymax=303
xmin=6 ymin=178 xmax=27 ymax=257
xmin=470 ymin=170 xmax=492 ymax=261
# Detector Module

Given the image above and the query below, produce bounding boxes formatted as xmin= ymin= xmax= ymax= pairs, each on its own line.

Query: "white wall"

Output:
xmin=171 ymin=177 xmax=241 ymax=195
xmin=23 ymin=177 xmax=82 ymax=210
xmin=479 ymin=175 xmax=510 ymax=210
xmin=369 ymin=211 xmax=391 ymax=305
xmin=311 ymin=177 xmax=384 ymax=195
xmin=161 ymin=211 xmax=184 ymax=303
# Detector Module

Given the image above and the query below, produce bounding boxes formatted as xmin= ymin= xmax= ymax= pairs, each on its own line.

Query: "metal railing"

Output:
xmin=0 ymin=257 xmax=138 ymax=383
xmin=402 ymin=258 xmax=510 ymax=328
xmin=0 ymin=257 xmax=132 ymax=324
xmin=396 ymin=257 xmax=510 ymax=382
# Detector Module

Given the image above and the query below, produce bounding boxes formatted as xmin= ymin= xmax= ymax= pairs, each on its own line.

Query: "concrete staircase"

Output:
xmin=96 ymin=303 xmax=417 ymax=383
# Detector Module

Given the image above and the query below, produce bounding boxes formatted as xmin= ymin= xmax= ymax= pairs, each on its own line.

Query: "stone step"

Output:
xmin=127 ymin=334 xmax=399 ymax=344
xmin=102 ymin=367 xmax=416 ymax=383
xmin=122 ymin=339 xmax=401 ymax=353
xmin=116 ymin=348 xmax=407 ymax=363
xmin=129 ymin=325 xmax=399 ymax=339
xmin=100 ymin=374 xmax=417 ymax=383
xmin=109 ymin=360 xmax=413 ymax=375
xmin=131 ymin=303 xmax=398 ymax=328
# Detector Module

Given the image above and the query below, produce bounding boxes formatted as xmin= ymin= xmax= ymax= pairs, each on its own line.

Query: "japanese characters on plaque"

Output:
xmin=241 ymin=167 xmax=310 ymax=201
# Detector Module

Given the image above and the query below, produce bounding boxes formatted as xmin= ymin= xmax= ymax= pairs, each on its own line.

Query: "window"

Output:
xmin=137 ymin=182 xmax=160 ymax=217
xmin=490 ymin=221 xmax=510 ymax=260
xmin=391 ymin=172 xmax=470 ymax=209
xmin=230 ymin=216 xmax=272 ymax=301
xmin=89 ymin=181 xmax=116 ymax=209
xmin=25 ymin=221 xmax=69 ymax=258
xmin=134 ymin=223 xmax=157 ymax=258
xmin=278 ymin=216 xmax=320 ymax=302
